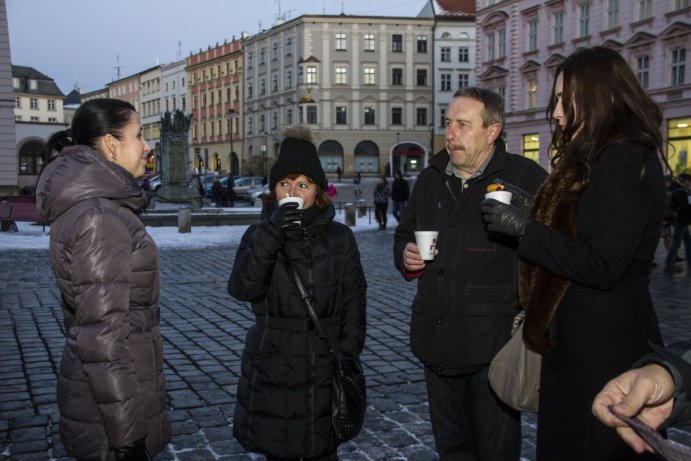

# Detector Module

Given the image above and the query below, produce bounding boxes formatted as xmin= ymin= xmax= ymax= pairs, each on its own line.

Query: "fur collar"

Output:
xmin=519 ymin=163 xmax=582 ymax=352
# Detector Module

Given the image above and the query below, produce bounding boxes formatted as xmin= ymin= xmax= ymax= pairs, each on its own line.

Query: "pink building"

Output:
xmin=475 ymin=0 xmax=691 ymax=173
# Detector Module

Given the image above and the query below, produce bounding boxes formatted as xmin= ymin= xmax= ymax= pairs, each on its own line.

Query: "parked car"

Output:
xmin=233 ymin=176 xmax=264 ymax=200
xmin=141 ymin=174 xmax=161 ymax=191
xmin=246 ymin=184 xmax=270 ymax=201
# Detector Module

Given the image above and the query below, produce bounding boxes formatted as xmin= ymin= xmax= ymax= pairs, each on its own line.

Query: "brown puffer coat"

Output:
xmin=36 ymin=145 xmax=170 ymax=461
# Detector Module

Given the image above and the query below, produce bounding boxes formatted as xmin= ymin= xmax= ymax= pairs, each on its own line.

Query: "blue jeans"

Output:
xmin=392 ymin=200 xmax=406 ymax=222
xmin=424 ymin=366 xmax=521 ymax=461
xmin=665 ymin=224 xmax=691 ymax=268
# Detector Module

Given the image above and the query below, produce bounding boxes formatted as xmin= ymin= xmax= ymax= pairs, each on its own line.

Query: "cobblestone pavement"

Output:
xmin=1 ymin=228 xmax=690 ymax=460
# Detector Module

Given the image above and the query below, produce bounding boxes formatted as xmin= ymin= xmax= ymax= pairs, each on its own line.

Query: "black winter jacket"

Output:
xmin=228 ymin=204 xmax=367 ymax=458
xmin=36 ymin=146 xmax=170 ymax=460
xmin=393 ymin=141 xmax=547 ymax=375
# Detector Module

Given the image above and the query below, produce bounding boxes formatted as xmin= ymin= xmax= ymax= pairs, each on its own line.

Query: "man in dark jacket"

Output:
xmin=391 ymin=170 xmax=410 ymax=223
xmin=393 ymin=87 xmax=547 ymax=460
xmin=664 ymin=173 xmax=691 ymax=272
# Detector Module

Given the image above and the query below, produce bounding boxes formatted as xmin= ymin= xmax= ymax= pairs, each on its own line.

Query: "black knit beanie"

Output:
xmin=269 ymin=137 xmax=327 ymax=191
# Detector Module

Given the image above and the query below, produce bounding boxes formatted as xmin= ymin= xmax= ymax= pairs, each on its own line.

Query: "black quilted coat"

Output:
xmin=228 ymin=204 xmax=367 ymax=458
xmin=36 ymin=146 xmax=170 ymax=461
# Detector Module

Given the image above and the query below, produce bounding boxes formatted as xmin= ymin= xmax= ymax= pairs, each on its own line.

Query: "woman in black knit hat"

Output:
xmin=228 ymin=125 xmax=368 ymax=460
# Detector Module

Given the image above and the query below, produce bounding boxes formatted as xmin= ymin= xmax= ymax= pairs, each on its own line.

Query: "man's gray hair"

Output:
xmin=453 ymin=87 xmax=505 ymax=129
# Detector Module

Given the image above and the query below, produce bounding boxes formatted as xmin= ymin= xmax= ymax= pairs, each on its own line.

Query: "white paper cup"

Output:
xmin=278 ymin=196 xmax=304 ymax=209
xmin=414 ymin=231 xmax=439 ymax=261
xmin=485 ymin=190 xmax=513 ymax=205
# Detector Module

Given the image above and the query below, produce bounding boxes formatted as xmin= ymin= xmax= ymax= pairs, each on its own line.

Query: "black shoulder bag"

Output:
xmin=285 ymin=260 xmax=367 ymax=443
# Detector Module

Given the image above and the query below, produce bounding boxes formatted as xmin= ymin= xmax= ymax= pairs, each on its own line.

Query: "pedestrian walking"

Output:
xmin=390 ymin=170 xmax=409 ymax=223
xmin=353 ymin=172 xmax=362 ymax=195
xmin=394 ymin=87 xmax=547 ymax=460
xmin=373 ymin=176 xmax=391 ymax=230
xmin=336 ymin=165 xmax=343 ymax=182
xmin=482 ymin=46 xmax=667 ymax=461
xmin=663 ymin=173 xmax=691 ymax=272
xmin=36 ymin=99 xmax=170 ymax=461
xmin=212 ymin=176 xmax=223 ymax=207
xmin=227 ymin=125 xmax=367 ymax=460
xmin=328 ymin=182 xmax=338 ymax=199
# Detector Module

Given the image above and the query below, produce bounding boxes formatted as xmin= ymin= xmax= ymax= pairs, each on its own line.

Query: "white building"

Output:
xmin=475 ymin=0 xmax=691 ymax=172
xmin=243 ymin=13 xmax=436 ymax=177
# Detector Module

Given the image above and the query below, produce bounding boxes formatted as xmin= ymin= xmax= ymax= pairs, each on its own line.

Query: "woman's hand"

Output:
xmin=481 ymin=199 xmax=531 ymax=237
xmin=270 ymin=202 xmax=303 ymax=233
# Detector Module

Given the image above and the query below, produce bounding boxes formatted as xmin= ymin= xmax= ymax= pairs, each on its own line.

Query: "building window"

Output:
xmin=306 ymin=66 xmax=317 ymax=84
xmin=272 ymin=74 xmax=278 ymax=92
xmin=441 ymin=73 xmax=452 ymax=91
xmin=364 ymin=67 xmax=376 ymax=85
xmin=259 ymin=114 xmax=265 ymax=132
xmin=286 ymin=37 xmax=293 ymax=55
xmin=364 ymin=106 xmax=376 ymax=125
xmin=671 ymin=47 xmax=686 ymax=86
xmin=364 ymin=33 xmax=375 ymax=51
xmin=439 ymin=108 xmax=446 ymax=127
xmin=416 ymin=108 xmax=427 ymax=126
xmin=417 ymin=35 xmax=428 ymax=53
xmin=47 ymin=99 xmax=56 ymax=111
xmin=458 ymin=47 xmax=469 ymax=63
xmin=259 ymin=47 xmax=266 ymax=65
xmin=392 ymin=68 xmax=403 ymax=86
xmin=674 ymin=0 xmax=689 ymax=11
xmin=441 ymin=47 xmax=451 ymax=62
xmin=528 ymin=20 xmax=538 ymax=52
xmin=553 ymin=11 xmax=564 ymax=44
xmin=259 ymin=78 xmax=266 ymax=96
xmin=392 ymin=34 xmax=403 ymax=52
xmin=247 ymin=82 xmax=254 ymax=99
xmin=15 ymin=96 xmax=20 ymax=108
xmin=248 ymin=52 xmax=254 ymax=68
xmin=335 ymin=66 xmax=348 ymax=85
xmin=498 ymin=29 xmax=506 ymax=58
xmin=335 ymin=33 xmax=347 ymax=51
xmin=637 ymin=55 xmax=649 ymax=89
xmin=416 ymin=69 xmax=428 ymax=86
xmin=298 ymin=67 xmax=304 ymax=85
xmin=391 ymin=107 xmax=402 ymax=125
xmin=12 ymin=77 xmax=19 ymax=89
xmin=579 ymin=3 xmax=590 ymax=38
xmin=247 ymin=116 xmax=253 ymax=135
xmin=487 ymin=32 xmax=495 ymax=60
xmin=272 ymin=111 xmax=278 ymax=130
xmin=272 ymin=43 xmax=278 ymax=61
xmin=30 ymin=116 xmax=39 ymax=122
xmin=29 ymin=79 xmax=37 ymax=90
xmin=638 ymin=0 xmax=652 ymax=19
xmin=30 ymin=98 xmax=38 ymax=110
xmin=336 ymin=106 xmax=347 ymax=124
xmin=306 ymin=106 xmax=318 ymax=124
xmin=19 ymin=141 xmax=44 ymax=175
xmin=286 ymin=71 xmax=293 ymax=89
xmin=527 ymin=80 xmax=538 ymax=109
xmin=458 ymin=73 xmax=469 ymax=89
xmin=607 ymin=0 xmax=619 ymax=29
xmin=522 ymin=133 xmax=540 ymax=163
xmin=48 ymin=117 xmax=57 ymax=123
xmin=286 ymin=108 xmax=293 ymax=125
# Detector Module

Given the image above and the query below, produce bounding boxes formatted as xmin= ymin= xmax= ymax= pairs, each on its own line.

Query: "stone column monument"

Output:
xmin=154 ymin=110 xmax=199 ymax=205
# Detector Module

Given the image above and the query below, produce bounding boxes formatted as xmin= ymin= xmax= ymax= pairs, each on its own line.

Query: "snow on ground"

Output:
xmin=0 ymin=206 xmax=388 ymax=250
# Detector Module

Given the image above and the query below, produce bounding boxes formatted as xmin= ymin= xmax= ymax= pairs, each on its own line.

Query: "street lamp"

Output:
xmin=227 ymin=109 xmax=236 ymax=174
xmin=263 ymin=132 xmax=269 ymax=176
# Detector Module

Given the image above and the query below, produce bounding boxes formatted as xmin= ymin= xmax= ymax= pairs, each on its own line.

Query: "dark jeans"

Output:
xmin=392 ymin=200 xmax=406 ymax=222
xmin=665 ymin=224 xmax=691 ymax=268
xmin=424 ymin=366 xmax=521 ymax=461
xmin=375 ymin=203 xmax=388 ymax=228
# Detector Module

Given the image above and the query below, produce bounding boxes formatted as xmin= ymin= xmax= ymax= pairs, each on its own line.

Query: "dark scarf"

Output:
xmin=519 ymin=163 xmax=583 ymax=353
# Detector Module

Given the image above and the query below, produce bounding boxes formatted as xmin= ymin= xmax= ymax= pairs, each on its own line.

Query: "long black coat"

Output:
xmin=228 ymin=204 xmax=367 ymax=458
xmin=518 ymin=144 xmax=665 ymax=460
xmin=36 ymin=146 xmax=170 ymax=461
xmin=393 ymin=141 xmax=547 ymax=374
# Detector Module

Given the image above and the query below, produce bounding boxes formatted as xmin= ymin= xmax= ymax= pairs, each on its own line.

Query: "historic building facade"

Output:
xmin=475 ymin=0 xmax=691 ymax=172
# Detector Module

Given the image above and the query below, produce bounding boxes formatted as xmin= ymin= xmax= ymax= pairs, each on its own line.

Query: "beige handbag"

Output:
xmin=488 ymin=311 xmax=541 ymax=412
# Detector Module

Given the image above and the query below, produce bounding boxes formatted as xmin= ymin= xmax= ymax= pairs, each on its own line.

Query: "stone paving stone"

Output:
xmin=1 ymin=234 xmax=689 ymax=460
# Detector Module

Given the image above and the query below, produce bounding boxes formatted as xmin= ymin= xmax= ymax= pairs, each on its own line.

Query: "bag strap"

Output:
xmin=283 ymin=253 xmax=338 ymax=356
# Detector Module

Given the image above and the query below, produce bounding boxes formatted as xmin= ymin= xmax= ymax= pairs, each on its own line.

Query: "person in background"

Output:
xmin=212 ymin=176 xmax=223 ymax=207
xmin=663 ymin=173 xmax=691 ymax=273
xmin=593 ymin=340 xmax=691 ymax=456
xmin=353 ymin=172 xmax=362 ymax=196
xmin=373 ymin=176 xmax=391 ymax=230
xmin=394 ymin=87 xmax=547 ymax=460
xmin=36 ymin=98 xmax=170 ymax=461
xmin=390 ymin=170 xmax=409 ymax=223
xmin=328 ymin=181 xmax=338 ymax=200
xmin=225 ymin=173 xmax=235 ymax=207
xmin=481 ymin=46 xmax=667 ymax=460
xmin=336 ymin=165 xmax=343 ymax=182
xmin=228 ymin=125 xmax=367 ymax=461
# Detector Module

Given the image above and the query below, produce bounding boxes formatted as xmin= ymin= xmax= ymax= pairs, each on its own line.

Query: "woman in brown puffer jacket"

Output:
xmin=36 ymin=99 xmax=170 ymax=461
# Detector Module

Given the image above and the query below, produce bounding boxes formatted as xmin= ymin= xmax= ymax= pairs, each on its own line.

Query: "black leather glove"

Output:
xmin=114 ymin=438 xmax=151 ymax=461
xmin=490 ymin=180 xmax=534 ymax=211
xmin=481 ymin=198 xmax=531 ymax=237
xmin=270 ymin=202 xmax=303 ymax=232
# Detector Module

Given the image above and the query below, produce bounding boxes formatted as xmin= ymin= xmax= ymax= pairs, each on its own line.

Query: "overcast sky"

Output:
xmin=7 ymin=0 xmax=431 ymax=94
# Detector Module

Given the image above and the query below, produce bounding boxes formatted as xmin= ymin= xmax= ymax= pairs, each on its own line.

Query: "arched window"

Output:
xmin=353 ymin=140 xmax=380 ymax=173
xmin=318 ymin=140 xmax=344 ymax=172
xmin=19 ymin=140 xmax=45 ymax=175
